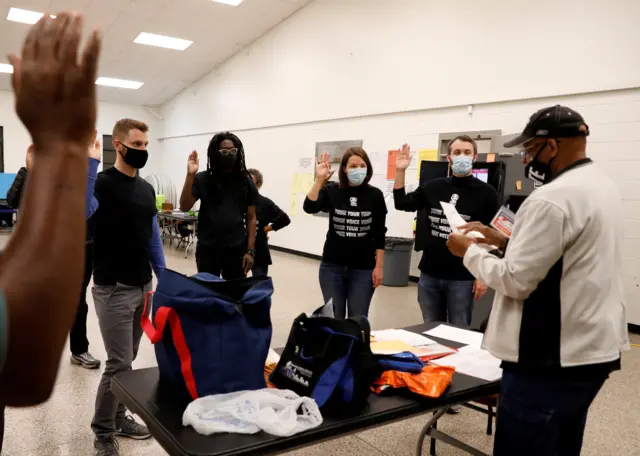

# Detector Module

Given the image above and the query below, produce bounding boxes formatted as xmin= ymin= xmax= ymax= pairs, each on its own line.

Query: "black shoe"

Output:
xmin=71 ymin=352 xmax=101 ymax=369
xmin=94 ymin=437 xmax=120 ymax=456
xmin=115 ymin=415 xmax=151 ymax=440
xmin=447 ymin=404 xmax=462 ymax=414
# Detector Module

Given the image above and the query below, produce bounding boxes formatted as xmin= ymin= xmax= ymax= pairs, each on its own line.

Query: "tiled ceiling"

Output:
xmin=0 ymin=0 xmax=313 ymax=106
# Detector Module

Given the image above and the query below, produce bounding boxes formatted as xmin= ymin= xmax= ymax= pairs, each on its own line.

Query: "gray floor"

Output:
xmin=2 ymin=241 xmax=640 ymax=455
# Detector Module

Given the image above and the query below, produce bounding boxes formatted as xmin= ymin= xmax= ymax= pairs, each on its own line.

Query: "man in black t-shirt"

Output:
xmin=394 ymin=136 xmax=499 ymax=328
xmin=179 ymin=132 xmax=258 ymax=279
xmin=91 ymin=119 xmax=166 ymax=456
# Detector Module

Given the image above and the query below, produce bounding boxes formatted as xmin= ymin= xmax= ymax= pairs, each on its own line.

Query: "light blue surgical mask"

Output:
xmin=347 ymin=168 xmax=367 ymax=186
xmin=451 ymin=155 xmax=473 ymax=176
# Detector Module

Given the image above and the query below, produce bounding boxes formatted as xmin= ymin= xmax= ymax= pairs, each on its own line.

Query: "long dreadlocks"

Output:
xmin=206 ymin=132 xmax=251 ymax=201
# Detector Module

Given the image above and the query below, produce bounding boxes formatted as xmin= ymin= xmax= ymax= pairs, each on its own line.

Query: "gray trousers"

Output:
xmin=91 ymin=281 xmax=152 ymax=439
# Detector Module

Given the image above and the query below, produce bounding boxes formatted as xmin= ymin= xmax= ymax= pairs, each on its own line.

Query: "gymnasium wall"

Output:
xmin=0 ymin=90 xmax=165 ymax=176
xmin=159 ymin=0 xmax=640 ymax=323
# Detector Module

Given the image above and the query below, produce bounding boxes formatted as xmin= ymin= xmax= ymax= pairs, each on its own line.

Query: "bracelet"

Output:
xmin=247 ymin=249 xmax=256 ymax=257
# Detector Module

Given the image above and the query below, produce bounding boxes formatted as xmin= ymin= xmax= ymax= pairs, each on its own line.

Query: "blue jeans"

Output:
xmin=494 ymin=370 xmax=607 ymax=456
xmin=417 ymin=273 xmax=473 ymax=326
xmin=318 ymin=262 xmax=375 ymax=320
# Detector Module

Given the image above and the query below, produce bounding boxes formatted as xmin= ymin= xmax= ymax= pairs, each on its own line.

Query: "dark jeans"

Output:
xmin=196 ymin=245 xmax=246 ymax=280
xmin=252 ymin=263 xmax=269 ymax=277
xmin=318 ymin=262 xmax=375 ymax=320
xmin=417 ymin=273 xmax=473 ymax=326
xmin=494 ymin=370 xmax=607 ymax=456
xmin=70 ymin=245 xmax=93 ymax=355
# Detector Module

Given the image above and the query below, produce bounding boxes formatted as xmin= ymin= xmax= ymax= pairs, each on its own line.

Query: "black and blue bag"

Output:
xmin=269 ymin=305 xmax=379 ymax=415
xmin=142 ymin=270 xmax=273 ymax=401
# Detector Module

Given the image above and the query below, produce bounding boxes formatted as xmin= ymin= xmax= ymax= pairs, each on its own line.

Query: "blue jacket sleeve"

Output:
xmin=149 ymin=214 xmax=166 ymax=278
xmin=86 ymin=158 xmax=100 ymax=219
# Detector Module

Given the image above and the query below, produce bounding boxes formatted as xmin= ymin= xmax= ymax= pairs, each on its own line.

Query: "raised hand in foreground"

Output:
xmin=0 ymin=11 xmax=102 ymax=407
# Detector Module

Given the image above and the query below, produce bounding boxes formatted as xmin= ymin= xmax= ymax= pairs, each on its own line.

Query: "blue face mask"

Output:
xmin=451 ymin=155 xmax=473 ymax=176
xmin=347 ymin=168 xmax=367 ymax=186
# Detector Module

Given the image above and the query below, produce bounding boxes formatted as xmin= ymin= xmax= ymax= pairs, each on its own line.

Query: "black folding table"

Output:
xmin=112 ymin=323 xmax=500 ymax=456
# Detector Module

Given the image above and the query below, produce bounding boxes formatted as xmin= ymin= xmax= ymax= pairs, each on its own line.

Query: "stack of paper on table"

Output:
xmin=423 ymin=324 xmax=484 ymax=348
xmin=370 ymin=329 xmax=456 ymax=359
xmin=431 ymin=346 xmax=502 ymax=381
xmin=371 ymin=329 xmax=436 ymax=346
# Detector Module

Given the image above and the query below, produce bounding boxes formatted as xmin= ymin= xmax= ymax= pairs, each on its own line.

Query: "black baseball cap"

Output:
xmin=504 ymin=105 xmax=590 ymax=148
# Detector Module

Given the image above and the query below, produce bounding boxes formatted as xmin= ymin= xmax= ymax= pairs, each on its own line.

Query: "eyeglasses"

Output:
xmin=219 ymin=148 xmax=238 ymax=156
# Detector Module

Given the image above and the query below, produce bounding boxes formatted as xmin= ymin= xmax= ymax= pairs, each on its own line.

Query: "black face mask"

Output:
xmin=120 ymin=144 xmax=148 ymax=169
xmin=217 ymin=153 xmax=237 ymax=171
xmin=525 ymin=141 xmax=555 ymax=186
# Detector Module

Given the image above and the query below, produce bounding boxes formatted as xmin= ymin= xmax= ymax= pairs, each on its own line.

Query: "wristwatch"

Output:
xmin=247 ymin=249 xmax=256 ymax=257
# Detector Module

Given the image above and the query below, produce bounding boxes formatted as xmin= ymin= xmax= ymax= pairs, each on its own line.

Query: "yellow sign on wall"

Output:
xmin=417 ymin=149 xmax=438 ymax=179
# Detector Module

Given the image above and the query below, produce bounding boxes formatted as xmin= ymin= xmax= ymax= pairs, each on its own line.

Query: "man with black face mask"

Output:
xmin=180 ymin=132 xmax=258 ymax=279
xmin=91 ymin=119 xmax=166 ymax=456
xmin=446 ymin=105 xmax=628 ymax=456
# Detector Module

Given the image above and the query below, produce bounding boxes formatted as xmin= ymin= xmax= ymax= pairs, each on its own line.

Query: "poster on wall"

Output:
xmin=313 ymin=140 xmax=363 ymax=217
xmin=315 ymin=140 xmax=364 ymax=183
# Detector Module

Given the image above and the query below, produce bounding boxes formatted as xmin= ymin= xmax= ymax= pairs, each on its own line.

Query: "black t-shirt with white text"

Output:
xmin=193 ymin=172 xmax=258 ymax=250
xmin=394 ymin=176 xmax=499 ymax=280
xmin=304 ymin=183 xmax=387 ymax=270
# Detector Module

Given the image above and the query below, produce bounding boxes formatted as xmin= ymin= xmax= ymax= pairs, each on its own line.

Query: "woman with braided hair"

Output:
xmin=180 ymin=132 xmax=258 ymax=278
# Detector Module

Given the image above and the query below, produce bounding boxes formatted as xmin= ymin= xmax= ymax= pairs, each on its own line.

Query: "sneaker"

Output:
xmin=447 ymin=404 xmax=462 ymax=414
xmin=70 ymin=352 xmax=101 ymax=369
xmin=94 ymin=437 xmax=120 ymax=456
xmin=115 ymin=415 xmax=151 ymax=440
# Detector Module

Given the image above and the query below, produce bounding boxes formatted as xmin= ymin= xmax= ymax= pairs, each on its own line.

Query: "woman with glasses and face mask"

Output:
xmin=303 ymin=147 xmax=387 ymax=319
xmin=179 ymin=132 xmax=258 ymax=279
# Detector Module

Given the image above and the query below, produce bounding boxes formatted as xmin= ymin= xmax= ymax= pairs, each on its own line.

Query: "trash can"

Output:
xmin=383 ymin=237 xmax=414 ymax=287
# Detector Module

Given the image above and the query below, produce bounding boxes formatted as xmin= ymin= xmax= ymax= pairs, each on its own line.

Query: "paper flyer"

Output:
xmin=298 ymin=157 xmax=314 ymax=174
xmin=490 ymin=206 xmax=515 ymax=238
xmin=386 ymin=149 xmax=398 ymax=180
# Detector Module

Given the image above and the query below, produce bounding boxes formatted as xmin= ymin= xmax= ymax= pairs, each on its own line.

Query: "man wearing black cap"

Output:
xmin=446 ymin=105 xmax=629 ymax=456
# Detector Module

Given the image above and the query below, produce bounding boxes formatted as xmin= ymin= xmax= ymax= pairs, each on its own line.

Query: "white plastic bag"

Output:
xmin=183 ymin=388 xmax=323 ymax=437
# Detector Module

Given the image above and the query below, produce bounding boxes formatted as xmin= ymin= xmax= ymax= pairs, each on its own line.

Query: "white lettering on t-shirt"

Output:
xmin=331 ymin=200 xmax=375 ymax=240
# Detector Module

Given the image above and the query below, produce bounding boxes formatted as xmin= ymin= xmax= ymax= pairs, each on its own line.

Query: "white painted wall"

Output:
xmin=161 ymin=0 xmax=640 ymax=138
xmin=159 ymin=0 xmax=640 ymax=324
xmin=0 ymin=90 xmax=164 ymax=176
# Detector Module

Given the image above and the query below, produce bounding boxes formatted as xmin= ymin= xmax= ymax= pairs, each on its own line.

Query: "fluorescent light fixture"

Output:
xmin=7 ymin=8 xmax=55 ymax=25
xmin=96 ymin=77 xmax=144 ymax=90
xmin=134 ymin=32 xmax=193 ymax=51
xmin=0 ymin=64 xmax=13 ymax=74
xmin=210 ymin=0 xmax=244 ymax=6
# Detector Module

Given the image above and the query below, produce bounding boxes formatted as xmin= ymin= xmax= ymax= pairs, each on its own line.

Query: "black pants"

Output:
xmin=494 ymin=370 xmax=607 ymax=456
xmin=252 ymin=263 xmax=269 ymax=277
xmin=69 ymin=245 xmax=92 ymax=355
xmin=196 ymin=245 xmax=246 ymax=280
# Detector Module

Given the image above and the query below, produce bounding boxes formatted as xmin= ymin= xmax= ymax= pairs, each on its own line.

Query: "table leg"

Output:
xmin=416 ymin=407 xmax=447 ymax=456
xmin=416 ymin=406 xmax=490 ymax=456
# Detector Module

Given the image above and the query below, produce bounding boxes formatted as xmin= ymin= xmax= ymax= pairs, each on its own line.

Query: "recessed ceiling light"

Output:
xmin=96 ymin=77 xmax=144 ymax=90
xmin=134 ymin=32 xmax=193 ymax=51
xmin=7 ymin=7 xmax=54 ymax=25
xmin=210 ymin=0 xmax=244 ymax=6
xmin=0 ymin=64 xmax=13 ymax=74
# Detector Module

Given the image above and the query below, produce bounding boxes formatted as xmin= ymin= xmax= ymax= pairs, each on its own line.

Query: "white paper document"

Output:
xmin=372 ymin=329 xmax=436 ymax=347
xmin=440 ymin=201 xmax=497 ymax=250
xmin=423 ymin=324 xmax=484 ymax=348
xmin=431 ymin=346 xmax=502 ymax=381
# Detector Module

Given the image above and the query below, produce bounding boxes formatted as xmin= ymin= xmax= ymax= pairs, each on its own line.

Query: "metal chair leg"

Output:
xmin=487 ymin=403 xmax=493 ymax=436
